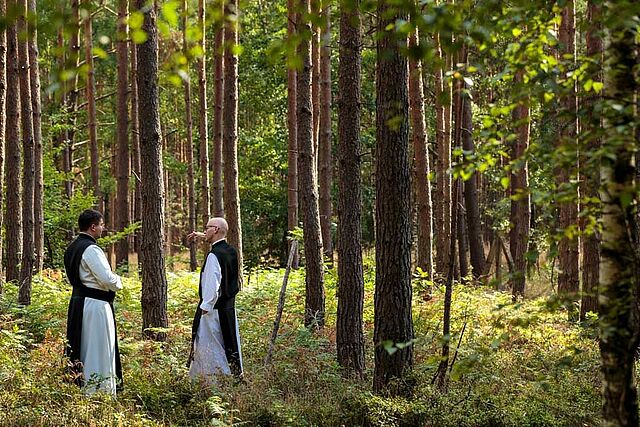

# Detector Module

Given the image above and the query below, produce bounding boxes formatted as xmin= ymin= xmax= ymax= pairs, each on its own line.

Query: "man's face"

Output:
xmin=204 ymin=220 xmax=219 ymax=243
xmin=89 ymin=219 xmax=105 ymax=238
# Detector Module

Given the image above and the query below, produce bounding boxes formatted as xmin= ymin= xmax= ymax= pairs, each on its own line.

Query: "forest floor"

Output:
xmin=0 ymin=256 xmax=603 ymax=426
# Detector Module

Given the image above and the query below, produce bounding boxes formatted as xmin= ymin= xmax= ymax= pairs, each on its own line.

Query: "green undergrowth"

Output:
xmin=0 ymin=262 xmax=603 ymax=426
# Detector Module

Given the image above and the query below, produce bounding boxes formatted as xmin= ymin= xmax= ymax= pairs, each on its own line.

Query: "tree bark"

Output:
xmin=212 ymin=2 xmax=224 ymax=217
xmin=298 ymin=0 xmax=325 ymax=329
xmin=130 ymin=26 xmax=141 ymax=255
xmin=509 ymin=69 xmax=530 ymax=300
xmin=28 ymin=0 xmax=43 ymax=272
xmin=0 ymin=0 xmax=6 ymax=290
xmin=599 ymin=8 xmax=640 ymax=424
xmin=197 ymin=0 xmax=211 ymax=226
xmin=84 ymin=5 xmax=101 ymax=210
xmin=136 ymin=0 xmax=168 ymax=340
xmin=287 ymin=0 xmax=299 ymax=267
xmin=223 ymin=0 xmax=243 ymax=275
xmin=311 ymin=0 xmax=320 ymax=175
xmin=183 ymin=0 xmax=197 ymax=271
xmin=336 ymin=0 xmax=364 ymax=377
xmin=18 ymin=0 xmax=34 ymax=305
xmin=373 ymin=1 xmax=413 ymax=394
xmin=408 ymin=28 xmax=433 ymax=280
xmin=580 ymin=0 xmax=602 ymax=320
xmin=556 ymin=0 xmax=579 ymax=313
xmin=115 ymin=0 xmax=130 ymax=267
xmin=318 ymin=4 xmax=333 ymax=262
xmin=5 ymin=0 xmax=21 ymax=284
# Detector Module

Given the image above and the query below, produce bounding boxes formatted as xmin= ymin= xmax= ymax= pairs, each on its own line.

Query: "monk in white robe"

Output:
xmin=64 ymin=209 xmax=123 ymax=396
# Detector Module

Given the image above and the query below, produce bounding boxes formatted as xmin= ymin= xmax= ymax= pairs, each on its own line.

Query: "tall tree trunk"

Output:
xmin=509 ymin=69 xmax=530 ymax=300
xmin=28 ymin=0 xmax=43 ymax=272
xmin=223 ymin=0 xmax=243 ymax=274
xmin=197 ymin=0 xmax=211 ymax=226
xmin=57 ymin=27 xmax=72 ymax=200
xmin=460 ymin=81 xmax=485 ymax=279
xmin=136 ymin=0 xmax=168 ymax=341
xmin=65 ymin=0 xmax=81 ymax=200
xmin=311 ymin=0 xmax=320 ymax=175
xmin=0 ymin=0 xmax=6 ymax=289
xmin=556 ymin=0 xmax=579 ymax=314
xmin=298 ymin=0 xmax=325 ymax=329
xmin=318 ymin=4 xmax=333 ymax=262
xmin=115 ymin=0 xmax=130 ymax=267
xmin=599 ymin=8 xmax=640 ymax=423
xmin=84 ymin=5 xmax=101 ymax=210
xmin=408 ymin=28 xmax=433 ymax=280
xmin=336 ymin=0 xmax=364 ymax=377
xmin=457 ymin=185 xmax=469 ymax=279
xmin=184 ymin=0 xmax=197 ymax=272
xmin=130 ymin=31 xmax=141 ymax=255
xmin=373 ymin=1 xmax=413 ymax=394
xmin=433 ymin=32 xmax=450 ymax=281
xmin=287 ymin=0 xmax=299 ymax=267
xmin=580 ymin=0 xmax=602 ymax=320
xmin=18 ymin=0 xmax=34 ymax=305
xmin=5 ymin=0 xmax=21 ymax=284
xmin=212 ymin=2 xmax=224 ymax=217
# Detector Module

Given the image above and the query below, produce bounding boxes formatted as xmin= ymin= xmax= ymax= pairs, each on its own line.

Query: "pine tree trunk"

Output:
xmin=556 ymin=1 xmax=579 ymax=312
xmin=599 ymin=9 xmax=640 ymax=423
xmin=183 ymin=0 xmax=197 ymax=272
xmin=311 ymin=0 xmax=320 ymax=176
xmin=28 ymin=0 xmax=43 ymax=272
xmin=509 ymin=69 xmax=530 ymax=300
xmin=373 ymin=1 xmax=413 ymax=394
xmin=457 ymin=184 xmax=469 ymax=279
xmin=197 ymin=0 xmax=211 ymax=227
xmin=287 ymin=0 xmax=299 ymax=267
xmin=18 ymin=0 xmax=34 ymax=305
xmin=298 ymin=0 xmax=325 ymax=329
xmin=0 ymin=0 xmax=6 ymax=290
xmin=408 ymin=28 xmax=433 ymax=280
xmin=580 ymin=0 xmax=602 ymax=320
xmin=115 ymin=0 xmax=130 ymax=267
xmin=5 ymin=1 xmax=21 ymax=284
xmin=130 ymin=33 xmax=141 ymax=255
xmin=136 ymin=0 xmax=168 ymax=341
xmin=433 ymin=33 xmax=450 ymax=281
xmin=212 ymin=3 xmax=224 ymax=217
xmin=336 ymin=0 xmax=364 ymax=377
xmin=223 ymin=0 xmax=243 ymax=274
xmin=318 ymin=4 xmax=333 ymax=262
xmin=84 ymin=7 xmax=101 ymax=210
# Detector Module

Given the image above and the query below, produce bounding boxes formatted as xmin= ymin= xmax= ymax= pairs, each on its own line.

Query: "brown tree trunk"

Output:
xmin=311 ymin=0 xmax=320 ymax=175
xmin=184 ymin=0 xmax=197 ymax=272
xmin=580 ymin=0 xmax=602 ymax=320
xmin=457 ymin=185 xmax=469 ymax=279
xmin=408 ymin=28 xmax=433 ymax=280
xmin=84 ymin=5 xmax=101 ymax=210
xmin=0 ymin=0 xmax=6 ymax=289
xmin=115 ymin=0 xmax=130 ymax=267
xmin=318 ymin=4 xmax=333 ymax=262
xmin=373 ymin=1 xmax=413 ymax=394
xmin=298 ymin=0 xmax=325 ymax=329
xmin=223 ymin=0 xmax=243 ymax=274
xmin=599 ymin=10 xmax=640 ymax=423
xmin=136 ymin=0 xmax=168 ymax=340
xmin=434 ymin=32 xmax=451 ymax=281
xmin=556 ymin=1 xmax=579 ymax=314
xmin=18 ymin=0 xmax=34 ymax=305
xmin=212 ymin=3 xmax=224 ymax=217
xmin=197 ymin=0 xmax=211 ymax=226
xmin=5 ymin=0 xmax=21 ymax=284
xmin=287 ymin=0 xmax=298 ymax=267
xmin=66 ymin=0 xmax=81 ymax=200
xmin=28 ymin=0 xmax=43 ymax=272
xmin=509 ymin=69 xmax=530 ymax=300
xmin=130 ymin=34 xmax=141 ymax=255
xmin=336 ymin=0 xmax=364 ymax=377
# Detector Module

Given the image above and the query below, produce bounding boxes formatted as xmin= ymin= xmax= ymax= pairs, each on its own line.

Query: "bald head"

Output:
xmin=204 ymin=217 xmax=229 ymax=243
xmin=211 ymin=217 xmax=228 ymax=237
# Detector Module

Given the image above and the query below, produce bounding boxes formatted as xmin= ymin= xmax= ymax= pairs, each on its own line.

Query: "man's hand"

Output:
xmin=187 ymin=231 xmax=205 ymax=243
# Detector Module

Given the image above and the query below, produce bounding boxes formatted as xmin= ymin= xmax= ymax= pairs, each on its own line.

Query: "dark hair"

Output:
xmin=78 ymin=209 xmax=103 ymax=231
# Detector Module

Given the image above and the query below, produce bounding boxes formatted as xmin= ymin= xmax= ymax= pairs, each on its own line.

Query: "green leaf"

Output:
xmin=131 ymin=29 xmax=148 ymax=44
xmin=500 ymin=176 xmax=510 ymax=190
xmin=592 ymin=82 xmax=604 ymax=93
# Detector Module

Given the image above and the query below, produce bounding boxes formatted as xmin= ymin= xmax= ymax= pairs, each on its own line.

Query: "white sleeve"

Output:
xmin=81 ymin=245 xmax=123 ymax=292
xmin=200 ymin=253 xmax=221 ymax=312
